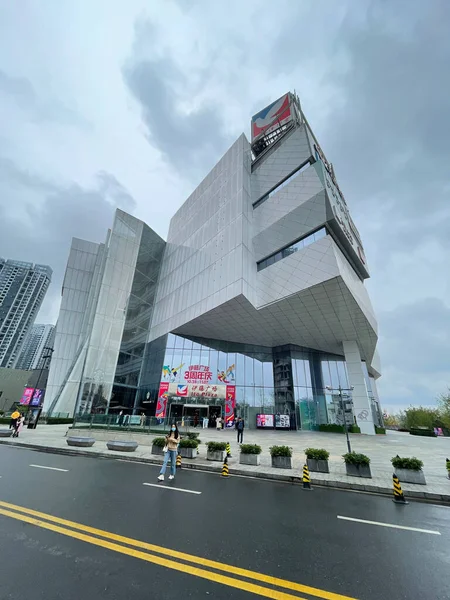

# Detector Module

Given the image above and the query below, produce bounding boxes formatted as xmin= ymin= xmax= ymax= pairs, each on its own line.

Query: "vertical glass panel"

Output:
xmin=181 ymin=346 xmax=192 ymax=370
xmin=321 ymin=360 xmax=332 ymax=389
xmin=328 ymin=361 xmax=341 ymax=389
xmin=209 ymin=350 xmax=218 ymax=383
xmin=217 ymin=351 xmax=227 ymax=376
xmin=183 ymin=338 xmax=193 ymax=351
xmin=245 ymin=355 xmax=254 ymax=387
xmin=253 ymin=357 xmax=263 ymax=386
xmin=167 ymin=333 xmax=176 ymax=348
xmin=235 ymin=353 xmax=245 ymax=385
xmin=226 ymin=353 xmax=236 ymax=384
xmin=262 ymin=360 xmax=274 ymax=387
xmin=336 ymin=361 xmax=349 ymax=388
xmin=174 ymin=335 xmax=184 ymax=349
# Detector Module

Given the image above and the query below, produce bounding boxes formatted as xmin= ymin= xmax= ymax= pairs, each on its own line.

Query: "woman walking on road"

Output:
xmin=158 ymin=423 xmax=180 ymax=482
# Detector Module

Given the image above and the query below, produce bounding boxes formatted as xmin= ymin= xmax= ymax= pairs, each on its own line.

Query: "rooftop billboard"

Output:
xmin=251 ymin=93 xmax=294 ymax=142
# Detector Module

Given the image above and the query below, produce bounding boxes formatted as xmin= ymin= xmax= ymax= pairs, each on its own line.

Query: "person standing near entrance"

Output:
xmin=216 ymin=415 xmax=222 ymax=431
xmin=236 ymin=417 xmax=244 ymax=443
xmin=158 ymin=423 xmax=180 ymax=481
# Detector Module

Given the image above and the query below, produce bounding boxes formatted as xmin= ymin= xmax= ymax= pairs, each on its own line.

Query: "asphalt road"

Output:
xmin=0 ymin=446 xmax=448 ymax=600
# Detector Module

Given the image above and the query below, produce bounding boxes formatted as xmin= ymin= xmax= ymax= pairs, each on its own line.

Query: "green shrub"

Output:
xmin=186 ymin=432 xmax=200 ymax=440
xmin=318 ymin=423 xmax=361 ymax=434
xmin=207 ymin=441 xmax=227 ymax=452
xmin=375 ymin=426 xmax=386 ymax=434
xmin=152 ymin=437 xmax=166 ymax=447
xmin=240 ymin=444 xmax=262 ymax=455
xmin=179 ymin=438 xmax=198 ymax=449
xmin=343 ymin=452 xmax=370 ymax=466
xmin=409 ymin=428 xmax=436 ymax=437
xmin=270 ymin=445 xmax=292 ymax=458
xmin=305 ymin=448 xmax=330 ymax=460
xmin=391 ymin=455 xmax=423 ymax=470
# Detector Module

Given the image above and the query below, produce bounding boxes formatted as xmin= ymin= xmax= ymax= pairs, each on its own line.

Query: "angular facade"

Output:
xmin=46 ymin=93 xmax=382 ymax=433
xmin=0 ymin=258 xmax=52 ymax=369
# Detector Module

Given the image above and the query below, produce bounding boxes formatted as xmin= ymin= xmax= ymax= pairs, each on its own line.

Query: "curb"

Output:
xmin=1 ymin=440 xmax=449 ymax=504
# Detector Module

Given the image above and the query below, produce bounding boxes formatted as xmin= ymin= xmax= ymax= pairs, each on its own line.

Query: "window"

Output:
xmin=257 ymin=228 xmax=328 ymax=272
xmin=253 ymin=160 xmax=312 ymax=208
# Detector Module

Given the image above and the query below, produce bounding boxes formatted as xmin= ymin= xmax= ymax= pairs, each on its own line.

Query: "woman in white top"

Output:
xmin=216 ymin=416 xmax=222 ymax=430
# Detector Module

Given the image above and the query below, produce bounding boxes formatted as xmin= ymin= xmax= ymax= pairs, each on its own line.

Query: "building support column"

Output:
xmin=342 ymin=341 xmax=375 ymax=435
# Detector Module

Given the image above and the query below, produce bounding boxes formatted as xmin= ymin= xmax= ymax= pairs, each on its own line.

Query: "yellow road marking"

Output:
xmin=0 ymin=499 xmax=358 ymax=600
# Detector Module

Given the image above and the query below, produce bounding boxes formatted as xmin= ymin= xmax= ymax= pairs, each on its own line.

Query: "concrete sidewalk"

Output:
xmin=1 ymin=424 xmax=449 ymax=502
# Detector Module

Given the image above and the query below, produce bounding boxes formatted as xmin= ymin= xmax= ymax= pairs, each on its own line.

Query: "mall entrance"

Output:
xmin=167 ymin=397 xmax=224 ymax=427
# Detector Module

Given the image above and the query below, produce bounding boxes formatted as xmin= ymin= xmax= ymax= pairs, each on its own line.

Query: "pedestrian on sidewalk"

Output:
xmin=158 ymin=423 xmax=180 ymax=482
xmin=140 ymin=412 xmax=146 ymax=427
xmin=216 ymin=415 xmax=222 ymax=431
xmin=10 ymin=409 xmax=20 ymax=430
xmin=12 ymin=414 xmax=24 ymax=438
xmin=236 ymin=417 xmax=244 ymax=443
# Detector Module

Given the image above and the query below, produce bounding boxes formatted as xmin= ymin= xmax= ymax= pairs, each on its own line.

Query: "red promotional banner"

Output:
xmin=156 ymin=382 xmax=169 ymax=419
xmin=225 ymin=385 xmax=236 ymax=428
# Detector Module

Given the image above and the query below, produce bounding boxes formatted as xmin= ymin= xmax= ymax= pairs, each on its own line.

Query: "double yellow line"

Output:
xmin=0 ymin=500 xmax=357 ymax=600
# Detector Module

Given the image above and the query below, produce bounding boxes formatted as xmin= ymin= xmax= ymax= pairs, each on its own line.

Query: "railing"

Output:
xmin=72 ymin=414 xmax=207 ymax=435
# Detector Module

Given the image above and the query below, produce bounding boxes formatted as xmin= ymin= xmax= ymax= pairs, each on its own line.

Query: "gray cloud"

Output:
xmin=0 ymin=157 xmax=136 ymax=322
xmin=123 ymin=39 xmax=232 ymax=178
xmin=0 ymin=68 xmax=91 ymax=129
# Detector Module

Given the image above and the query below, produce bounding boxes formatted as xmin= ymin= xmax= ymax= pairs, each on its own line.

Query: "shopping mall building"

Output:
xmin=44 ymin=93 xmax=382 ymax=433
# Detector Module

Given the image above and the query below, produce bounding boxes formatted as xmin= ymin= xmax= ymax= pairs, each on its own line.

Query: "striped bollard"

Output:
xmin=221 ymin=457 xmax=229 ymax=478
xmin=176 ymin=453 xmax=182 ymax=469
xmin=226 ymin=441 xmax=232 ymax=458
xmin=302 ymin=464 xmax=312 ymax=490
xmin=392 ymin=473 xmax=408 ymax=504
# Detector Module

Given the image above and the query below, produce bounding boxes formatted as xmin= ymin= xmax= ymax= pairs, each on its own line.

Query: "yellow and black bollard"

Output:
xmin=226 ymin=441 xmax=232 ymax=458
xmin=302 ymin=464 xmax=312 ymax=490
xmin=176 ymin=453 xmax=182 ymax=469
xmin=221 ymin=456 xmax=229 ymax=477
xmin=392 ymin=473 xmax=408 ymax=504
xmin=446 ymin=458 xmax=450 ymax=479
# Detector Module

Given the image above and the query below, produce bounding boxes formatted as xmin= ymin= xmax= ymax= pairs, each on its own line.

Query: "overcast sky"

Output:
xmin=0 ymin=0 xmax=449 ymax=413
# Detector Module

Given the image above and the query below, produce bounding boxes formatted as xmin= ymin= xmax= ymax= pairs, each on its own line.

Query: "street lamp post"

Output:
xmin=26 ymin=347 xmax=54 ymax=429
xmin=325 ymin=385 xmax=354 ymax=454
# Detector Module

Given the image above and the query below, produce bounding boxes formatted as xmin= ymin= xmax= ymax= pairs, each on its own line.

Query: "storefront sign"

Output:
xmin=224 ymin=385 xmax=236 ymax=427
xmin=256 ymin=414 xmax=274 ymax=428
xmin=156 ymin=382 xmax=169 ymax=419
xmin=275 ymin=414 xmax=290 ymax=428
xmin=184 ymin=365 xmax=213 ymax=383
xmin=20 ymin=387 xmax=43 ymax=406
xmin=166 ymin=383 xmax=226 ymax=399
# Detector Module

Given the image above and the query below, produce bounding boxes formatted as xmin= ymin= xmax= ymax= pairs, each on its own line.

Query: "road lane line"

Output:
xmin=29 ymin=464 xmax=68 ymax=472
xmin=0 ymin=499 xmax=356 ymax=600
xmin=337 ymin=515 xmax=441 ymax=535
xmin=118 ymin=460 xmax=154 ymax=465
xmin=0 ymin=507 xmax=311 ymax=600
xmin=143 ymin=483 xmax=201 ymax=495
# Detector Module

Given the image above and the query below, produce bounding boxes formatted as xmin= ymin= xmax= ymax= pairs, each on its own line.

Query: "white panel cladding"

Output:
xmin=256 ymin=237 xmax=339 ymax=307
xmin=331 ymin=242 xmax=377 ymax=335
xmin=342 ymin=340 xmax=375 ymax=435
xmin=253 ymin=191 xmax=327 ymax=261
xmin=150 ymin=134 xmax=254 ymax=341
xmin=44 ymin=239 xmax=101 ymax=412
xmin=251 ymin=125 xmax=313 ymax=203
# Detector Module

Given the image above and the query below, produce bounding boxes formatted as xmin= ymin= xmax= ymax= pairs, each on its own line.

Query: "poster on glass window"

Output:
xmin=275 ymin=414 xmax=290 ymax=429
xmin=256 ymin=414 xmax=274 ymax=428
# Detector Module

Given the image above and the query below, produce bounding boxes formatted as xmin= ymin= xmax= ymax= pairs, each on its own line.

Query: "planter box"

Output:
xmin=152 ymin=445 xmax=165 ymax=456
xmin=180 ymin=447 xmax=197 ymax=459
xmin=271 ymin=456 xmax=292 ymax=469
xmin=0 ymin=429 xmax=13 ymax=438
xmin=307 ymin=458 xmax=329 ymax=474
xmin=345 ymin=463 xmax=372 ymax=478
xmin=66 ymin=436 xmax=95 ymax=448
xmin=207 ymin=450 xmax=225 ymax=462
xmin=240 ymin=454 xmax=261 ymax=466
xmin=395 ymin=468 xmax=426 ymax=485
